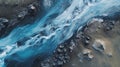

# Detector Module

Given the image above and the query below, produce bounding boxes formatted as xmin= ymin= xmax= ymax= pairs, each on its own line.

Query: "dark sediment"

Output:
xmin=0 ymin=0 xmax=42 ymax=38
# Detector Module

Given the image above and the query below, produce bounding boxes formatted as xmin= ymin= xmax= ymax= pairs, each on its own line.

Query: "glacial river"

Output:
xmin=0 ymin=0 xmax=120 ymax=67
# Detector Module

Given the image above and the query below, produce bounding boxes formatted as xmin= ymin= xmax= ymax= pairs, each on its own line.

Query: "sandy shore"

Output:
xmin=63 ymin=18 xmax=120 ymax=67
xmin=36 ymin=18 xmax=120 ymax=67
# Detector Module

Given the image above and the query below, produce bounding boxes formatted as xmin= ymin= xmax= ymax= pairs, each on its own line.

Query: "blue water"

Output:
xmin=0 ymin=0 xmax=120 ymax=67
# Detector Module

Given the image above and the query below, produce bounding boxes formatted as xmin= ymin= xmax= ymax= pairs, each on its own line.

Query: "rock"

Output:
xmin=86 ymin=36 xmax=90 ymax=40
xmin=0 ymin=18 xmax=9 ymax=23
xmin=0 ymin=18 xmax=9 ymax=30
xmin=43 ymin=0 xmax=53 ymax=10
xmin=107 ymin=52 xmax=112 ymax=57
xmin=17 ymin=10 xmax=28 ymax=20
xmin=92 ymin=39 xmax=105 ymax=52
xmin=38 ymin=42 xmax=71 ymax=67
xmin=81 ymin=34 xmax=91 ymax=46
xmin=41 ymin=62 xmax=50 ymax=67
xmin=106 ymin=26 xmax=112 ymax=31
xmin=59 ymin=45 xmax=64 ymax=49
xmin=84 ymin=40 xmax=90 ymax=45
xmin=82 ymin=49 xmax=94 ymax=60
xmin=69 ymin=40 xmax=76 ymax=52
xmin=77 ymin=53 xmax=83 ymax=62
xmin=57 ymin=48 xmax=63 ymax=53
xmin=28 ymin=4 xmax=37 ymax=16
xmin=57 ymin=60 xmax=64 ymax=65
xmin=0 ymin=23 xmax=5 ymax=30
xmin=104 ymin=21 xmax=115 ymax=31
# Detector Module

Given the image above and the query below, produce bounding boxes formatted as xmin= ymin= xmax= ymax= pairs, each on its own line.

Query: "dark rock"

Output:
xmin=41 ymin=62 xmax=50 ymax=67
xmin=0 ymin=18 xmax=9 ymax=28
xmin=0 ymin=18 xmax=9 ymax=23
xmin=17 ymin=10 xmax=28 ymax=20
xmin=81 ymin=34 xmax=91 ymax=46
xmin=57 ymin=48 xmax=63 ymax=53
xmin=69 ymin=40 xmax=76 ymax=52
xmin=84 ymin=40 xmax=90 ymax=45
xmin=104 ymin=21 xmax=115 ymax=31
xmin=28 ymin=4 xmax=37 ymax=16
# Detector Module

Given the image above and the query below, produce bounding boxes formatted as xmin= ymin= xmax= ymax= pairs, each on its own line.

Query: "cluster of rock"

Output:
xmin=36 ymin=17 xmax=120 ymax=67
xmin=31 ymin=39 xmax=76 ymax=67
xmin=0 ymin=2 xmax=39 ymax=37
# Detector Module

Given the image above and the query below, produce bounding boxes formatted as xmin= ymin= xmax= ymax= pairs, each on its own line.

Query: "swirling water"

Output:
xmin=0 ymin=0 xmax=120 ymax=67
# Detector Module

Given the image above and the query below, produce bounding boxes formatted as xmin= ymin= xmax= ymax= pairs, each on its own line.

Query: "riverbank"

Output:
xmin=0 ymin=0 xmax=35 ymax=18
xmin=63 ymin=18 xmax=120 ymax=67
xmin=37 ymin=17 xmax=120 ymax=67
xmin=0 ymin=0 xmax=41 ymax=38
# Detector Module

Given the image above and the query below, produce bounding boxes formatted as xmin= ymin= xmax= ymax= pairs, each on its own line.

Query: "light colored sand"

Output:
xmin=63 ymin=20 xmax=120 ymax=67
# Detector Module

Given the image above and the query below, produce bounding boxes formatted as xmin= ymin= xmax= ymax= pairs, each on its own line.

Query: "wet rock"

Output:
xmin=28 ymin=4 xmax=37 ymax=16
xmin=0 ymin=18 xmax=9 ymax=23
xmin=0 ymin=18 xmax=9 ymax=31
xmin=17 ymin=10 xmax=28 ymax=20
xmin=92 ymin=40 xmax=105 ymax=52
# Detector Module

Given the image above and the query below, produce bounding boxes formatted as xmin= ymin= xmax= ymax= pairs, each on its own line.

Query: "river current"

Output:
xmin=0 ymin=0 xmax=120 ymax=67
